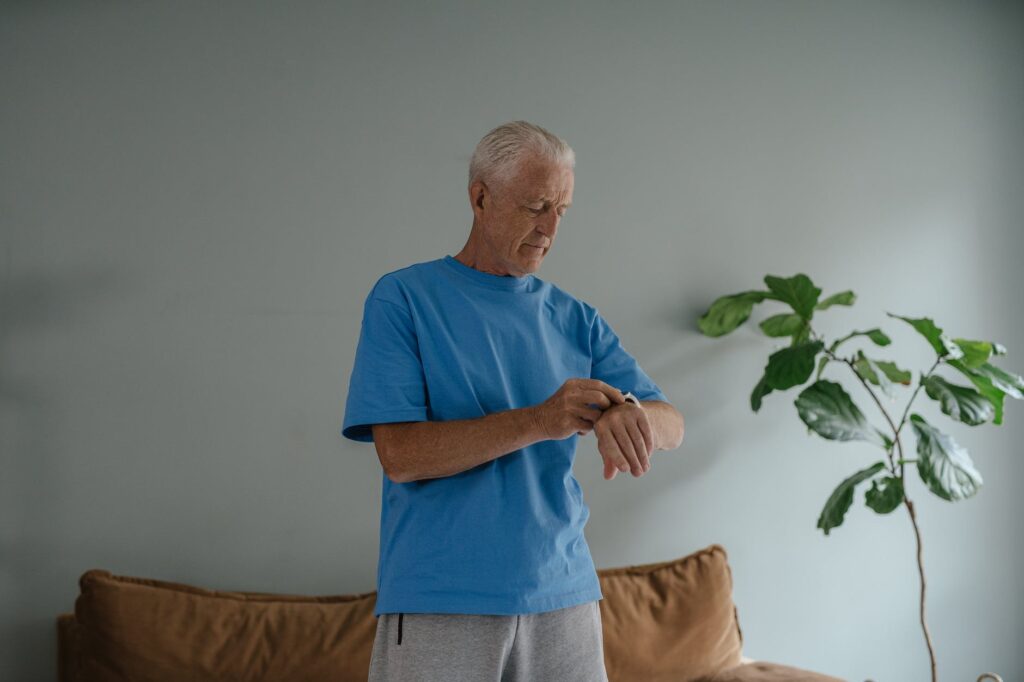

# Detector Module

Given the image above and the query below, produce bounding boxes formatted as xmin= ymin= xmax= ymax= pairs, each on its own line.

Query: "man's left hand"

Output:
xmin=593 ymin=402 xmax=654 ymax=480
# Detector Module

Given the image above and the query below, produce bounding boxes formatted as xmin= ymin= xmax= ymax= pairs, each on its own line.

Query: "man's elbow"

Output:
xmin=371 ymin=424 xmax=410 ymax=483
xmin=673 ymin=409 xmax=685 ymax=449
xmin=379 ymin=449 xmax=409 ymax=484
xmin=382 ymin=460 xmax=408 ymax=484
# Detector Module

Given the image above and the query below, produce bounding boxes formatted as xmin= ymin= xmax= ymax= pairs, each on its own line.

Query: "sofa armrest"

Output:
xmin=57 ymin=613 xmax=78 ymax=682
xmin=694 ymin=660 xmax=846 ymax=682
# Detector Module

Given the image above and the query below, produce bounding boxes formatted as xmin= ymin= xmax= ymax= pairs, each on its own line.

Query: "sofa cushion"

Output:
xmin=693 ymin=660 xmax=847 ymax=681
xmin=596 ymin=543 xmax=744 ymax=681
xmin=73 ymin=569 xmax=376 ymax=682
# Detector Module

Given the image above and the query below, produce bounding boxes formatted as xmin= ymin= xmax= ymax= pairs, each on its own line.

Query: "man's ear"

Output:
xmin=469 ymin=179 xmax=489 ymax=216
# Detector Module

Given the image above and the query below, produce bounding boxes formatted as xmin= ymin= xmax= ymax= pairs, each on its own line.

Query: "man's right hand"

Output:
xmin=530 ymin=378 xmax=625 ymax=441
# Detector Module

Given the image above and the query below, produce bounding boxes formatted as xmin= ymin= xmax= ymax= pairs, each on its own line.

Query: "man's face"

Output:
xmin=470 ymin=154 xmax=574 ymax=276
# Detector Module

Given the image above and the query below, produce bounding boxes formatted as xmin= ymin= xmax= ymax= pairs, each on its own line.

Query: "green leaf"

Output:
xmin=951 ymin=338 xmax=1001 ymax=369
xmin=946 ymin=361 xmax=1005 ymax=425
xmin=829 ymin=328 xmax=892 ymax=353
xmin=865 ymin=476 xmax=904 ymax=514
xmin=853 ymin=350 xmax=895 ymax=399
xmin=759 ymin=313 xmax=805 ymax=338
xmin=873 ymin=359 xmax=912 ymax=385
xmin=910 ymin=414 xmax=983 ymax=501
xmin=815 ymin=354 xmax=830 ymax=381
xmin=921 ymin=375 xmax=995 ymax=426
xmin=764 ymin=274 xmax=822 ymax=319
xmin=887 ymin=313 xmax=964 ymax=359
xmin=751 ymin=341 xmax=824 ymax=412
xmin=865 ymin=329 xmax=891 ymax=346
xmin=817 ymin=461 xmax=886 ymax=535
xmin=750 ymin=373 xmax=773 ymax=412
xmin=852 ymin=353 xmax=912 ymax=391
xmin=794 ymin=379 xmax=888 ymax=447
xmin=946 ymin=359 xmax=1022 ymax=426
xmin=698 ymin=291 xmax=776 ymax=337
xmin=791 ymin=323 xmax=812 ymax=346
xmin=816 ymin=290 xmax=856 ymax=310
xmin=972 ymin=361 xmax=1024 ymax=398
xmin=764 ymin=340 xmax=824 ymax=390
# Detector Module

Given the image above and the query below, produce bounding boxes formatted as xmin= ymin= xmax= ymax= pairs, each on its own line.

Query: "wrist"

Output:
xmin=522 ymin=405 xmax=548 ymax=440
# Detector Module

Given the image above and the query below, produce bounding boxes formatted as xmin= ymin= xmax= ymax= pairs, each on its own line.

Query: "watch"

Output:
xmin=622 ymin=391 xmax=642 ymax=407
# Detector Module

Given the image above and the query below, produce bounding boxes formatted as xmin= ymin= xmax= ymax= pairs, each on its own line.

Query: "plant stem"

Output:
xmin=820 ymin=344 xmax=941 ymax=681
xmin=905 ymin=497 xmax=938 ymax=682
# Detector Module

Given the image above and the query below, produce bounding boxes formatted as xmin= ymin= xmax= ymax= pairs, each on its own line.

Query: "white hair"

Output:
xmin=468 ymin=120 xmax=575 ymax=191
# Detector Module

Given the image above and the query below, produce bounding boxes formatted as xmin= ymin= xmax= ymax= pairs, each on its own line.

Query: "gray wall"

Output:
xmin=2 ymin=1 xmax=1021 ymax=679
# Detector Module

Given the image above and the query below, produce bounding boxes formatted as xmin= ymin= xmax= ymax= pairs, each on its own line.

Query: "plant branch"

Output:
xmin=892 ymin=356 xmax=942 ymax=479
xmin=822 ymin=346 xmax=901 ymax=476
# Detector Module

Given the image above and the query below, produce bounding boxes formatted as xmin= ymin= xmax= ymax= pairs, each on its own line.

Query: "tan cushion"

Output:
xmin=73 ymin=569 xmax=376 ymax=682
xmin=596 ymin=543 xmax=744 ymax=681
xmin=693 ymin=660 xmax=847 ymax=681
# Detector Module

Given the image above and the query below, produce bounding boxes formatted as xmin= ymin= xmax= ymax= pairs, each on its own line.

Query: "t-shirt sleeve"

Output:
xmin=341 ymin=285 xmax=430 ymax=443
xmin=589 ymin=308 xmax=669 ymax=403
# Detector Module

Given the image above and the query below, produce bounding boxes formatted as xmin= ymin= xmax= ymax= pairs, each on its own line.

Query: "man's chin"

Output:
xmin=520 ymin=258 xmax=543 ymax=273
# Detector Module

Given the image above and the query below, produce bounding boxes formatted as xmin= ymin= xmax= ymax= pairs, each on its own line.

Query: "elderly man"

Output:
xmin=342 ymin=120 xmax=684 ymax=681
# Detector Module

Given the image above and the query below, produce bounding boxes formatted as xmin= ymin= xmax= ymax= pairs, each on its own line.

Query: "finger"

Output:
xmin=575 ymin=406 xmax=604 ymax=425
xmin=578 ymin=379 xmax=625 ymax=405
xmin=611 ymin=423 xmax=641 ymax=475
xmin=581 ymin=389 xmax=617 ymax=411
xmin=604 ymin=456 xmax=618 ymax=481
xmin=575 ymin=415 xmax=595 ymax=433
xmin=596 ymin=431 xmax=623 ymax=478
xmin=625 ymin=421 xmax=650 ymax=472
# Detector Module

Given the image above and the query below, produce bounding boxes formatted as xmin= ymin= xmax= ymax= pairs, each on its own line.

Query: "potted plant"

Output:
xmin=697 ymin=273 xmax=1019 ymax=682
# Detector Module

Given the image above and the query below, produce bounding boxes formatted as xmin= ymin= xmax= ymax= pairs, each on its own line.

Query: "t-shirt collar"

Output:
xmin=442 ymin=254 xmax=533 ymax=291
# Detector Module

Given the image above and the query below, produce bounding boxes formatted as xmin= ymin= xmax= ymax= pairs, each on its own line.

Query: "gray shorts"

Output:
xmin=367 ymin=599 xmax=609 ymax=682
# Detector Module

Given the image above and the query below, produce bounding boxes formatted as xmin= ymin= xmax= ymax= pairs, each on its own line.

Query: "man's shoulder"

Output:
xmin=538 ymin=275 xmax=595 ymax=308
xmin=376 ymin=257 xmax=441 ymax=284
xmin=535 ymin=277 xmax=602 ymax=327
xmin=367 ymin=257 xmax=444 ymax=305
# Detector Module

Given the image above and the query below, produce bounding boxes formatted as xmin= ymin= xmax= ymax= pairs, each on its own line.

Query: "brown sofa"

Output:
xmin=57 ymin=543 xmax=845 ymax=681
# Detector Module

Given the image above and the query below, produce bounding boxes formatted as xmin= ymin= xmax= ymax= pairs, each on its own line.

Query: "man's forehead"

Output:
xmin=517 ymin=191 xmax=572 ymax=207
xmin=516 ymin=181 xmax=573 ymax=203
xmin=529 ymin=191 xmax=571 ymax=200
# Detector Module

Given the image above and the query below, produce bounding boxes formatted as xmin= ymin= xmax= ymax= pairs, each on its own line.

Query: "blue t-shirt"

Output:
xmin=341 ymin=254 xmax=669 ymax=617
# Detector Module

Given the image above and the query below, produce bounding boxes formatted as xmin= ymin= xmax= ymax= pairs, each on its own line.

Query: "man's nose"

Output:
xmin=536 ymin=212 xmax=559 ymax=236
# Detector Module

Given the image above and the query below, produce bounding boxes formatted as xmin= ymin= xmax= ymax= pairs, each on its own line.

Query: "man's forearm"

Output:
xmin=385 ymin=406 xmax=547 ymax=483
xmin=640 ymin=400 xmax=685 ymax=451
